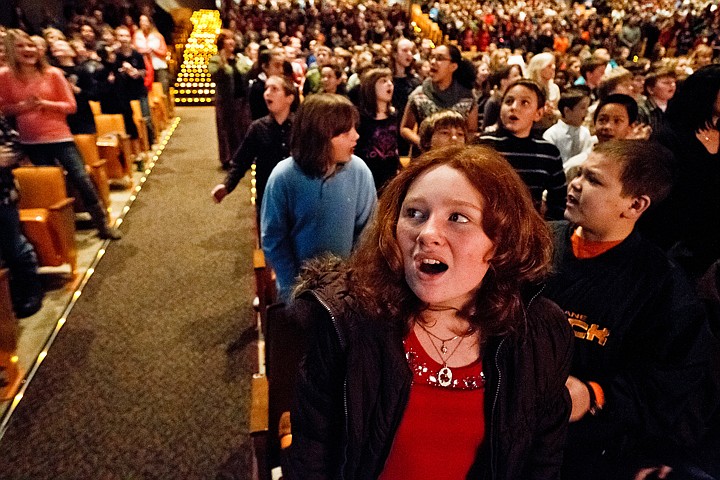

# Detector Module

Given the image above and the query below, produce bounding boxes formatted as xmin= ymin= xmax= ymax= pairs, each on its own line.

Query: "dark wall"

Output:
xmin=16 ymin=0 xmax=64 ymax=31
xmin=0 ymin=1 xmax=15 ymax=27
xmin=7 ymin=0 xmax=215 ymax=32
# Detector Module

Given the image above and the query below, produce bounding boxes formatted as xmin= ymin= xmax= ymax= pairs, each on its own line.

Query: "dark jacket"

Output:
xmin=545 ymin=222 xmax=713 ymax=478
xmin=284 ymin=262 xmax=574 ymax=480
xmin=0 ymin=116 xmax=21 ymax=205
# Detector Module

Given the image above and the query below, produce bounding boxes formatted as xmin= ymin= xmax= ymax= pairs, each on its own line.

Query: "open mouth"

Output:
xmin=418 ymin=258 xmax=449 ymax=275
xmin=566 ymin=194 xmax=578 ymax=206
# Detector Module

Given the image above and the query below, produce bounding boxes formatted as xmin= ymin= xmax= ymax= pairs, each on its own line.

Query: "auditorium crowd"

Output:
xmin=2 ymin=0 xmax=720 ymax=478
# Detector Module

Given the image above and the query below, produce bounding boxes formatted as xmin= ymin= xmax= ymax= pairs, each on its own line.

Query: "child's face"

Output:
xmin=264 ymin=78 xmax=293 ymax=116
xmin=586 ymin=65 xmax=606 ymax=85
xmin=419 ymin=60 xmax=431 ymax=79
xmin=631 ymin=75 xmax=645 ymax=98
xmin=564 ymin=96 xmax=590 ymax=127
xmin=565 ymin=152 xmax=634 ymax=240
xmin=500 ymin=85 xmax=543 ymax=137
xmin=430 ymin=125 xmax=466 ymax=149
xmin=594 ymin=103 xmax=632 ymax=143
xmin=331 ymin=126 xmax=359 ymax=163
xmin=611 ymin=79 xmax=635 ymax=98
xmin=647 ymin=76 xmax=676 ymax=102
xmin=499 ymin=66 xmax=522 ymax=92
xmin=321 ymin=67 xmax=340 ymax=93
xmin=375 ymin=76 xmax=394 ymax=104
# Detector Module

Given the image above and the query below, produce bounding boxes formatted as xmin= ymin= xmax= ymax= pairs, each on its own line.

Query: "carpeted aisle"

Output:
xmin=0 ymin=107 xmax=258 ymax=479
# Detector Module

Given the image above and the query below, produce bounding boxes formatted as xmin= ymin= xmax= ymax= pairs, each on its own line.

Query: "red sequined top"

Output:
xmin=379 ymin=329 xmax=486 ymax=479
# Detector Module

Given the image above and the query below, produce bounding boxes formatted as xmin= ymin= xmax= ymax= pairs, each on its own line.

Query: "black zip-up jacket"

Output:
xmin=284 ymin=265 xmax=573 ymax=480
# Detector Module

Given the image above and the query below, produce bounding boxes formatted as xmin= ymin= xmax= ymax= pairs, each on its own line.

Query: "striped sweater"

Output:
xmin=478 ymin=128 xmax=567 ymax=220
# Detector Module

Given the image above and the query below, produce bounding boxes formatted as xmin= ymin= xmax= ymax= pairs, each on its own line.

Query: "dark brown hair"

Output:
xmin=265 ymin=75 xmax=300 ymax=111
xmin=290 ymin=94 xmax=359 ymax=177
xmin=643 ymin=67 xmax=676 ymax=96
xmin=349 ymin=145 xmax=553 ymax=336
xmin=593 ymin=140 xmax=673 ymax=204
xmin=418 ymin=110 xmax=467 ymax=152
xmin=216 ymin=29 xmax=234 ymax=50
xmin=502 ymin=78 xmax=547 ymax=108
xmin=358 ymin=67 xmax=393 ymax=117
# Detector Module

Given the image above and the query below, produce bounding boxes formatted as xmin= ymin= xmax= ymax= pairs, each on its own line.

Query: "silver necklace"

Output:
xmin=417 ymin=322 xmax=475 ymax=387
xmin=417 ymin=322 xmax=463 ymax=354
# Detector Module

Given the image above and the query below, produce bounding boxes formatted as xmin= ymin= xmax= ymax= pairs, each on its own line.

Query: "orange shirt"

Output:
xmin=571 ymin=228 xmax=623 ymax=259
xmin=554 ymin=36 xmax=570 ymax=53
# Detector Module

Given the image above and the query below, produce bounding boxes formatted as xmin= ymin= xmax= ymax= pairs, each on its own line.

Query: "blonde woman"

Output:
xmin=0 ymin=29 xmax=121 ymax=239
xmin=527 ymin=52 xmax=561 ymax=130
xmin=527 ymin=52 xmax=561 ymax=109
xmin=133 ymin=14 xmax=168 ymax=94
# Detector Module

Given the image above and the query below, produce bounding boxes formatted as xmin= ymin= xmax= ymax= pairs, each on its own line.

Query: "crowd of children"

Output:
xmin=1 ymin=0 xmax=720 ymax=477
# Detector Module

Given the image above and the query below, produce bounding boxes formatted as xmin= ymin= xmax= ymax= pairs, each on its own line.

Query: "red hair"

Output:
xmin=349 ymin=145 xmax=553 ymax=336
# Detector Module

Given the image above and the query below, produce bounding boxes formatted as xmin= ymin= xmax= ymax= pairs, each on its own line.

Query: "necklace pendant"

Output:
xmin=441 ymin=344 xmax=448 ymax=354
xmin=438 ymin=366 xmax=453 ymax=387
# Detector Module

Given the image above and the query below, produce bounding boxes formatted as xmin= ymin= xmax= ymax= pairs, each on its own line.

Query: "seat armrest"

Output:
xmin=48 ymin=197 xmax=75 ymax=212
xmin=86 ymin=159 xmax=107 ymax=169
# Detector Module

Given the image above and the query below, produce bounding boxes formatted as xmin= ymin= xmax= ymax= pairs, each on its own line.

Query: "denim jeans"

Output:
xmin=23 ymin=142 xmax=100 ymax=206
xmin=22 ymin=142 xmax=107 ymax=229
xmin=0 ymin=201 xmax=41 ymax=305
xmin=138 ymin=95 xmax=155 ymax=145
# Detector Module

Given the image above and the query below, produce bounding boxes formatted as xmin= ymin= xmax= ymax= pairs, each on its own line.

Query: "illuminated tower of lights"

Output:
xmin=173 ymin=10 xmax=220 ymax=105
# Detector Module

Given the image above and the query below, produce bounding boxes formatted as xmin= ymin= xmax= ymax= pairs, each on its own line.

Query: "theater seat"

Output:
xmin=88 ymin=100 xmax=102 ymax=116
xmin=149 ymin=82 xmax=169 ymax=133
xmin=14 ymin=166 xmax=77 ymax=273
xmin=73 ymin=134 xmax=111 ymax=211
xmin=94 ymin=114 xmax=134 ymax=185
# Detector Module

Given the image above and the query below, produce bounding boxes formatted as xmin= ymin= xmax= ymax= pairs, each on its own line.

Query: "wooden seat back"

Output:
xmin=94 ymin=114 xmax=128 ymax=137
xmin=13 ymin=167 xmax=77 ymax=272
xmin=74 ymin=135 xmax=111 ymax=210
xmin=89 ymin=100 xmax=102 ymax=116
xmin=14 ymin=166 xmax=69 ymax=209
xmin=74 ymin=134 xmax=102 ymax=165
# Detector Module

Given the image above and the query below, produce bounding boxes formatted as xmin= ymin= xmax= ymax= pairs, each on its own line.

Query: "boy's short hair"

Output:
xmin=502 ymin=78 xmax=546 ymax=108
xmin=322 ymin=62 xmax=343 ymax=79
xmin=315 ymin=45 xmax=332 ymax=56
xmin=593 ymin=140 xmax=673 ymax=204
xmin=643 ymin=67 xmax=676 ymax=94
xmin=597 ymin=67 xmax=633 ymax=101
xmin=558 ymin=86 xmax=591 ymax=115
xmin=580 ymin=57 xmax=608 ymax=78
xmin=266 ymin=75 xmax=300 ymax=111
xmin=418 ymin=110 xmax=467 ymax=152
xmin=594 ymin=93 xmax=638 ymax=124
